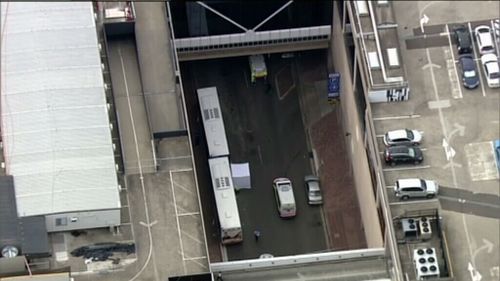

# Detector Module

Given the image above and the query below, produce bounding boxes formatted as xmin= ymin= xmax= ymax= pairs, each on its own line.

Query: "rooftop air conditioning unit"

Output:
xmin=419 ymin=217 xmax=432 ymax=240
xmin=402 ymin=218 xmax=418 ymax=237
xmin=413 ymin=248 xmax=440 ymax=280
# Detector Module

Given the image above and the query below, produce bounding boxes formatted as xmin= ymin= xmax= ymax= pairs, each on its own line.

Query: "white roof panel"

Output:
xmin=0 ymin=2 xmax=120 ymax=217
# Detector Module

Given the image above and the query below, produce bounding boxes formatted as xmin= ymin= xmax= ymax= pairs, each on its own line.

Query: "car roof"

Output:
xmin=277 ymin=183 xmax=295 ymax=204
xmin=307 ymin=180 xmax=320 ymax=191
xmin=387 ymin=129 xmax=409 ymax=139
xmin=397 ymin=178 xmax=422 ymax=188
xmin=388 ymin=145 xmax=414 ymax=153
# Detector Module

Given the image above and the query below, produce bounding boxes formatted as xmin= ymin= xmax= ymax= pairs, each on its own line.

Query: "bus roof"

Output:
xmin=208 ymin=157 xmax=241 ymax=230
xmin=197 ymin=87 xmax=230 ymax=158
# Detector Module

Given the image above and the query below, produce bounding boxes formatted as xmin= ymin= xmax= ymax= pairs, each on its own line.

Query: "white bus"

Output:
xmin=208 ymin=157 xmax=243 ymax=244
xmin=197 ymin=87 xmax=230 ymax=158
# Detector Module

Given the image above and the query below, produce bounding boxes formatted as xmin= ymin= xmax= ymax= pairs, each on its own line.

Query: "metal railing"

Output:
xmin=175 ymin=25 xmax=331 ymax=52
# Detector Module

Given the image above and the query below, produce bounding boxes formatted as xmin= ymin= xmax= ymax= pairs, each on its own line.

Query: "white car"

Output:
xmin=481 ymin=53 xmax=500 ymax=88
xmin=474 ymin=25 xmax=495 ymax=55
xmin=273 ymin=178 xmax=296 ymax=218
xmin=383 ymin=129 xmax=422 ymax=146
xmin=394 ymin=178 xmax=439 ymax=200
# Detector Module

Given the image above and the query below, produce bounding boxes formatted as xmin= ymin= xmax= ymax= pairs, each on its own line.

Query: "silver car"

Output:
xmin=383 ymin=129 xmax=422 ymax=146
xmin=304 ymin=175 xmax=323 ymax=205
xmin=394 ymin=178 xmax=439 ymax=200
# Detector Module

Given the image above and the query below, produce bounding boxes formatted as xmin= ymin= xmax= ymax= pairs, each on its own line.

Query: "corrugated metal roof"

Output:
xmin=0 ymin=2 xmax=120 ymax=216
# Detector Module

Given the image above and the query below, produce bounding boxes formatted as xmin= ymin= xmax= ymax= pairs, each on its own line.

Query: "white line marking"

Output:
xmin=178 ymin=212 xmax=200 ymax=217
xmin=157 ymin=155 xmax=192 ymax=161
xmin=383 ymin=165 xmax=431 ymax=172
xmin=181 ymin=230 xmax=204 ymax=245
xmin=170 ymin=170 xmax=187 ymax=274
xmin=171 ymin=168 xmax=194 ymax=173
xmin=428 ymin=99 xmax=451 ymax=109
xmin=372 ymin=114 xmax=421 ymax=121
xmin=376 ymin=135 xmax=384 ymax=138
xmin=183 ymin=256 xmax=207 ymax=261
xmin=469 ymin=22 xmax=487 ymax=97
xmin=445 ymin=24 xmax=463 ymax=99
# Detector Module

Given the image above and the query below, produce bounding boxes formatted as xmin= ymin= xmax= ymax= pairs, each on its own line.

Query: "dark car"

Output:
xmin=384 ymin=145 xmax=423 ymax=166
xmin=454 ymin=25 xmax=472 ymax=54
xmin=459 ymin=55 xmax=480 ymax=89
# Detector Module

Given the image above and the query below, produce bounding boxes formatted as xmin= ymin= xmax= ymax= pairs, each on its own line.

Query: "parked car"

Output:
xmin=273 ymin=178 xmax=296 ymax=218
xmin=458 ymin=55 xmax=480 ymax=89
xmin=480 ymin=53 xmax=500 ymax=88
xmin=383 ymin=129 xmax=422 ymax=146
xmin=394 ymin=178 xmax=439 ymax=200
xmin=453 ymin=24 xmax=472 ymax=54
xmin=304 ymin=175 xmax=323 ymax=205
xmin=474 ymin=25 xmax=495 ymax=55
xmin=384 ymin=145 xmax=424 ymax=166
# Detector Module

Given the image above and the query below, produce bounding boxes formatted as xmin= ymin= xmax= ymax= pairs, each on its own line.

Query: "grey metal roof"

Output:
xmin=0 ymin=2 xmax=120 ymax=216
xmin=0 ymin=176 xmax=50 ymax=256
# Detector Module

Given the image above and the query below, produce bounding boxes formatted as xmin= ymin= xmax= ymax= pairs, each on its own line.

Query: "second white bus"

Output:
xmin=208 ymin=157 xmax=243 ymax=244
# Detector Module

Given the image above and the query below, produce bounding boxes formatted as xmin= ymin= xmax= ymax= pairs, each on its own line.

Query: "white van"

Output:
xmin=273 ymin=178 xmax=296 ymax=218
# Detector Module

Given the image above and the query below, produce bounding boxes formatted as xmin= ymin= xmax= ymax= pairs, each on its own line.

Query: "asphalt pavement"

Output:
xmin=181 ymin=55 xmax=327 ymax=261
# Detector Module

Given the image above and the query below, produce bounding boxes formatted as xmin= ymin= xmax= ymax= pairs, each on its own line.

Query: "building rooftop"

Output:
xmin=0 ymin=2 xmax=120 ymax=217
xmin=0 ymin=176 xmax=49 ymax=257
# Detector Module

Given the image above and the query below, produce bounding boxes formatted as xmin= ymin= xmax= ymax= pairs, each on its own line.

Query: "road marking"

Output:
xmin=469 ymin=22 xmax=487 ymax=97
xmin=428 ymin=99 xmax=451 ymax=109
xmin=383 ymin=165 xmax=431 ymax=172
xmin=170 ymin=171 xmax=187 ymax=274
xmin=445 ymin=24 xmax=463 ymax=99
xmin=178 ymin=212 xmax=200 ymax=217
xmin=373 ymin=114 xmax=421 ymax=121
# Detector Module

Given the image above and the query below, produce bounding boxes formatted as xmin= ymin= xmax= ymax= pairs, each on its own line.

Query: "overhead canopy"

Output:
xmin=0 ymin=2 xmax=120 ymax=217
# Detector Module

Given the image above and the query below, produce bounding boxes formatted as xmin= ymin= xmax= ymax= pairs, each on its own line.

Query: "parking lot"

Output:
xmin=181 ymin=54 xmax=330 ymax=261
xmin=374 ymin=2 xmax=500 ymax=281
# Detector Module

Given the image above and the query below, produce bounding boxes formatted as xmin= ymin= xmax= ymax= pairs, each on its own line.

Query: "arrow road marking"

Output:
xmin=448 ymin=123 xmax=465 ymax=139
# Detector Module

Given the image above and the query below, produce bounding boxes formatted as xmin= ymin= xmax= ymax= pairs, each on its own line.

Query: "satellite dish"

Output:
xmin=2 ymin=245 xmax=19 ymax=258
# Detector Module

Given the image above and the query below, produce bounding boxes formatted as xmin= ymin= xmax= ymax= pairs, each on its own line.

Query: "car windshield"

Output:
xmin=408 ymin=148 xmax=415 ymax=157
xmin=464 ymin=70 xmax=476 ymax=78
xmin=309 ymin=190 xmax=321 ymax=197
xmin=490 ymin=71 xmax=500 ymax=79
xmin=420 ymin=179 xmax=427 ymax=189
xmin=279 ymin=184 xmax=291 ymax=191
xmin=406 ymin=129 xmax=414 ymax=139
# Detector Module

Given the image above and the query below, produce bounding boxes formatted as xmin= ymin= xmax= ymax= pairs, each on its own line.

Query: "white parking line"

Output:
xmin=468 ymin=22 xmax=487 ymax=97
xmin=383 ymin=165 xmax=431 ymax=172
xmin=373 ymin=114 xmax=421 ymax=121
xmin=445 ymin=24 xmax=463 ymax=99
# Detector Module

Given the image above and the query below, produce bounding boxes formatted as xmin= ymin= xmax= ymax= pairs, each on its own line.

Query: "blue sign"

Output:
xmin=328 ymin=73 xmax=340 ymax=99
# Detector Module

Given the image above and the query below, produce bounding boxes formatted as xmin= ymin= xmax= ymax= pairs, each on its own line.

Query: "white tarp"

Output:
xmin=231 ymin=162 xmax=251 ymax=190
